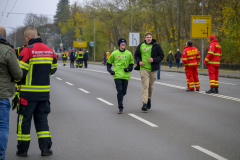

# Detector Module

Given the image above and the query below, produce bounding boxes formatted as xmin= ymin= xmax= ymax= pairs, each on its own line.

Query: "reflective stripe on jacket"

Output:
xmin=18 ymin=38 xmax=57 ymax=101
xmin=181 ymin=45 xmax=200 ymax=67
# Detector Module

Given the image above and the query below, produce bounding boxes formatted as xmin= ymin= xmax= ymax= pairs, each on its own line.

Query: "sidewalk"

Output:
xmin=160 ymin=66 xmax=240 ymax=79
xmin=86 ymin=61 xmax=240 ymax=79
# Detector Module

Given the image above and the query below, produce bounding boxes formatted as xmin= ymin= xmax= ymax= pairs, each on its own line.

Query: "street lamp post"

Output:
xmin=94 ymin=19 xmax=95 ymax=62
xmin=39 ymin=33 xmax=63 ymax=54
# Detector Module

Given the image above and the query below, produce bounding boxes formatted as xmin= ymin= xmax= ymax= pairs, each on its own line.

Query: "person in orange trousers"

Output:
xmin=181 ymin=40 xmax=200 ymax=92
xmin=204 ymin=34 xmax=222 ymax=94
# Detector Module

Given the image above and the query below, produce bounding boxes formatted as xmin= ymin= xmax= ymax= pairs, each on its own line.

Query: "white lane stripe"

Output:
xmin=56 ymin=77 xmax=62 ymax=80
xmin=128 ymin=114 xmax=159 ymax=127
xmin=163 ymin=74 xmax=174 ymax=76
xmin=192 ymin=146 xmax=228 ymax=160
xmin=97 ymin=98 xmax=114 ymax=105
xmin=78 ymin=88 xmax=90 ymax=93
xmin=219 ymin=82 xmax=236 ymax=85
xmin=84 ymin=68 xmax=108 ymax=74
xmin=65 ymin=82 xmax=73 ymax=86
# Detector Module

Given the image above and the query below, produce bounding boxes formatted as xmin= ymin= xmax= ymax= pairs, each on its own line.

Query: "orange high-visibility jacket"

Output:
xmin=181 ymin=45 xmax=200 ymax=67
xmin=204 ymin=38 xmax=222 ymax=67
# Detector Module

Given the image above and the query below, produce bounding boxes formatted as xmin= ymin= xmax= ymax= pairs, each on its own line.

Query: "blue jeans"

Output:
xmin=0 ymin=99 xmax=11 ymax=160
xmin=169 ymin=62 xmax=172 ymax=68
xmin=157 ymin=62 xmax=161 ymax=79
xmin=176 ymin=60 xmax=180 ymax=66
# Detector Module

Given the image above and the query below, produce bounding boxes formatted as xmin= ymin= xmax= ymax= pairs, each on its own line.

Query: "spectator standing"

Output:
xmin=167 ymin=51 xmax=174 ymax=68
xmin=103 ymin=52 xmax=107 ymax=65
xmin=83 ymin=50 xmax=88 ymax=68
xmin=70 ymin=49 xmax=76 ymax=68
xmin=175 ymin=49 xmax=181 ymax=68
xmin=179 ymin=58 xmax=183 ymax=68
xmin=0 ymin=25 xmax=23 ymax=160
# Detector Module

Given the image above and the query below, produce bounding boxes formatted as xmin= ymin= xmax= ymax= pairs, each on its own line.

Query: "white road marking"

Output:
xmin=84 ymin=68 xmax=108 ymax=74
xmin=128 ymin=114 xmax=159 ymax=127
xmin=163 ymin=74 xmax=174 ymax=76
xmin=192 ymin=146 xmax=228 ymax=160
xmin=97 ymin=98 xmax=114 ymax=105
xmin=56 ymin=77 xmax=62 ymax=80
xmin=219 ymin=82 xmax=236 ymax=85
xmin=65 ymin=82 xmax=73 ymax=86
xmin=78 ymin=88 xmax=90 ymax=93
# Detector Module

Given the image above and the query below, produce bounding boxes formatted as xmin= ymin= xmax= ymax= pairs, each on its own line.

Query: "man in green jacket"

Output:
xmin=107 ymin=38 xmax=134 ymax=114
xmin=134 ymin=32 xmax=164 ymax=111
xmin=0 ymin=25 xmax=23 ymax=160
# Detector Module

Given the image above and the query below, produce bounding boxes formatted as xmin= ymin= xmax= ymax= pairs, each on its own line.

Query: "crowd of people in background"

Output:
xmin=62 ymin=48 xmax=88 ymax=68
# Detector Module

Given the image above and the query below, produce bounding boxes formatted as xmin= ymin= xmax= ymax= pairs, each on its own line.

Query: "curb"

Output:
xmin=160 ymin=69 xmax=240 ymax=79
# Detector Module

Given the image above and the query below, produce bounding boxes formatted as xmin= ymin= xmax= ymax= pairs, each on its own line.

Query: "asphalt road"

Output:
xmin=6 ymin=63 xmax=240 ymax=160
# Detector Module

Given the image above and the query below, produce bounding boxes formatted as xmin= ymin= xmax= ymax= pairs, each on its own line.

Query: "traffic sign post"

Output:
xmin=191 ymin=15 xmax=212 ymax=38
xmin=73 ymin=41 xmax=87 ymax=48
xmin=191 ymin=15 xmax=212 ymax=69
xmin=60 ymin=43 xmax=63 ymax=47
xmin=90 ymin=41 xmax=94 ymax=46
xmin=129 ymin=32 xmax=140 ymax=47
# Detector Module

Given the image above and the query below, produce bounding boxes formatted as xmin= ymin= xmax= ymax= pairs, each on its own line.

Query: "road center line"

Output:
xmin=78 ymin=88 xmax=90 ymax=93
xmin=97 ymin=98 xmax=114 ymax=105
xmin=65 ymin=82 xmax=73 ymax=86
xmin=192 ymin=145 xmax=228 ymax=160
xmin=56 ymin=77 xmax=62 ymax=80
xmin=128 ymin=114 xmax=159 ymax=127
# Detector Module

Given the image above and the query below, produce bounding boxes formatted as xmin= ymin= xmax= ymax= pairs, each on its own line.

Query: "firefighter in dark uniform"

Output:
xmin=76 ymin=50 xmax=84 ymax=68
xmin=16 ymin=27 xmax=57 ymax=157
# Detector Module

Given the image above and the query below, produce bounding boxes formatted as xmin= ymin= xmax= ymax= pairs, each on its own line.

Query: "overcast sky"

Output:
xmin=0 ymin=0 xmax=80 ymax=34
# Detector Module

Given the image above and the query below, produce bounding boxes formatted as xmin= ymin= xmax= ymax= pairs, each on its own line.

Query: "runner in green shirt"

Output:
xmin=107 ymin=38 xmax=134 ymax=114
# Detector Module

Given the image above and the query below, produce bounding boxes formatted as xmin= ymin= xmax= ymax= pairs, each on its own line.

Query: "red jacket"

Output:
xmin=204 ymin=38 xmax=222 ymax=67
xmin=18 ymin=38 xmax=57 ymax=101
xmin=181 ymin=45 xmax=200 ymax=67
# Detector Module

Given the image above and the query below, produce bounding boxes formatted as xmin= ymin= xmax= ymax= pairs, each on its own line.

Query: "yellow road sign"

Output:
xmin=73 ymin=41 xmax=87 ymax=47
xmin=191 ymin=15 xmax=212 ymax=38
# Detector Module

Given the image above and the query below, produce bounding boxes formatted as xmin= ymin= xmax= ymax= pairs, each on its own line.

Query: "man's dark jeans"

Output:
xmin=114 ymin=79 xmax=128 ymax=109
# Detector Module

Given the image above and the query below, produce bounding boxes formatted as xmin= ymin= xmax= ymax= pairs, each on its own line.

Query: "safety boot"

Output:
xmin=41 ymin=149 xmax=53 ymax=156
xmin=186 ymin=89 xmax=194 ymax=92
xmin=76 ymin=66 xmax=78 ymax=68
xmin=147 ymin=99 xmax=151 ymax=109
xmin=16 ymin=151 xmax=27 ymax=157
xmin=206 ymin=87 xmax=216 ymax=94
xmin=215 ymin=86 xmax=219 ymax=94
xmin=141 ymin=103 xmax=148 ymax=111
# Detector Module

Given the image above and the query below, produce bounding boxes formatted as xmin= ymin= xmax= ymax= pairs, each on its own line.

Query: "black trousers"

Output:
xmin=17 ymin=101 xmax=52 ymax=152
xmin=84 ymin=60 xmax=88 ymax=68
xmin=70 ymin=59 xmax=75 ymax=68
xmin=114 ymin=79 xmax=128 ymax=109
